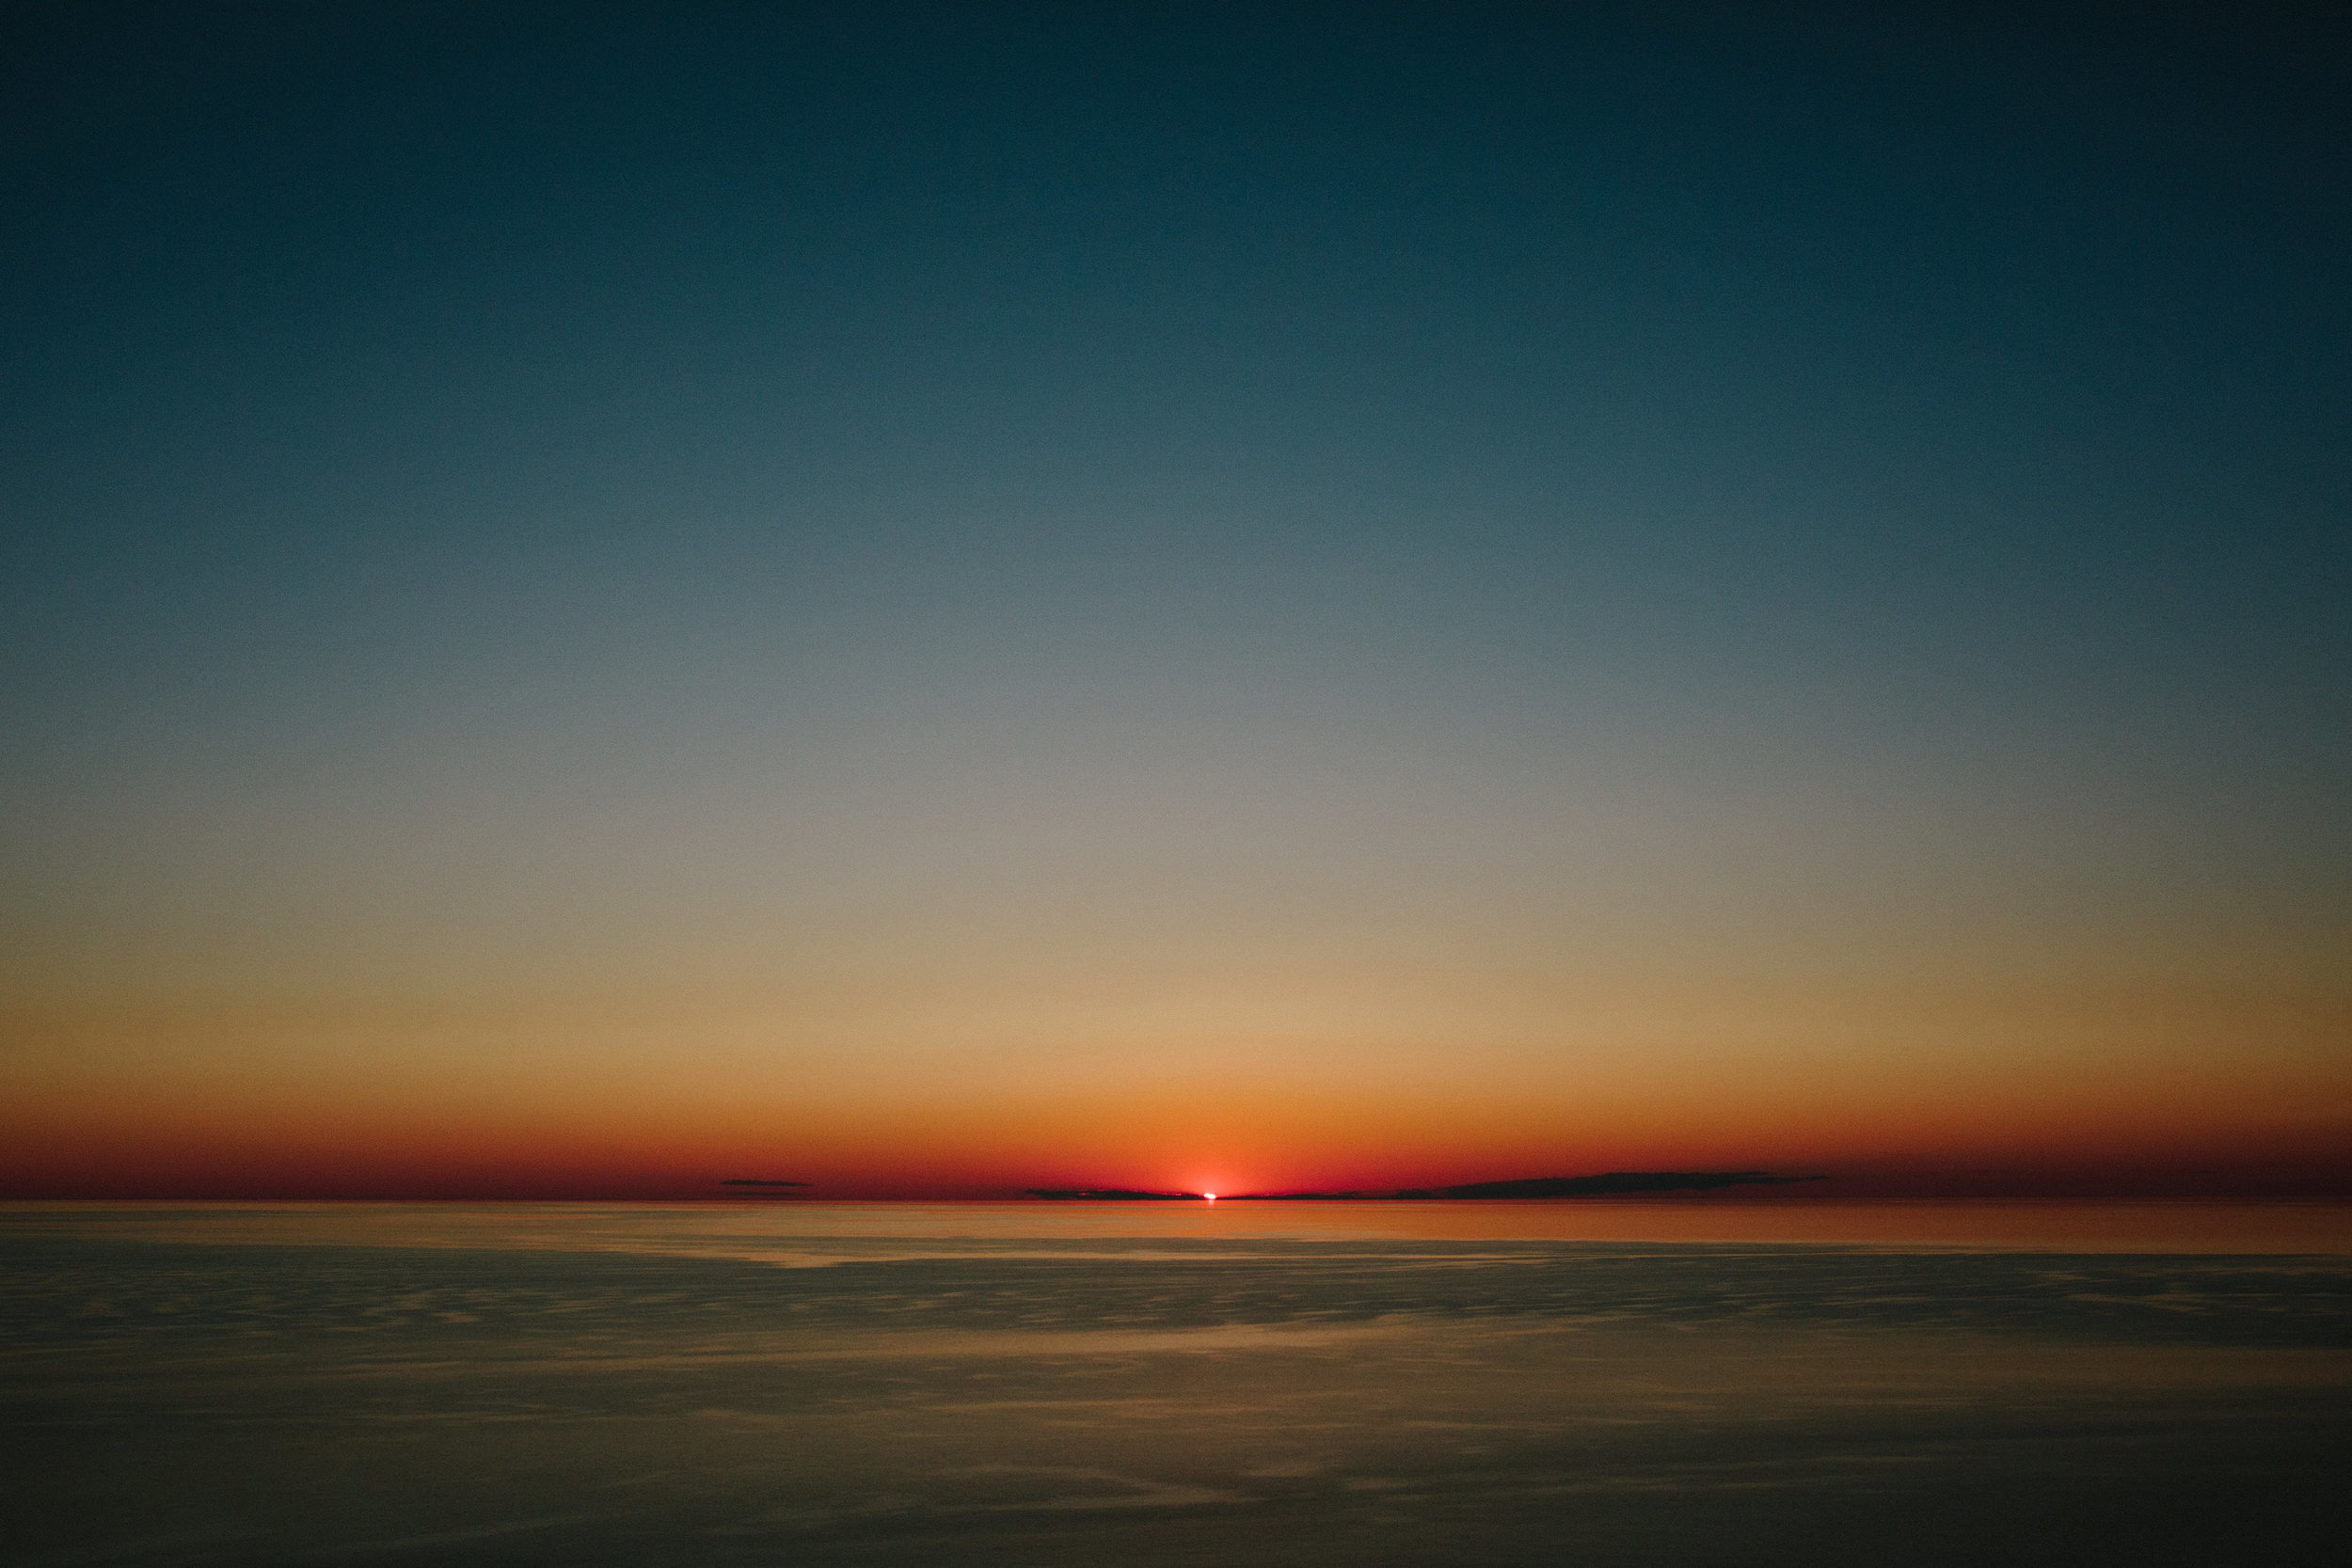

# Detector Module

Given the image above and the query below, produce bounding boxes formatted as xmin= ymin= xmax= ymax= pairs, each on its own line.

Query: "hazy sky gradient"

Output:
xmin=4 ymin=3 xmax=2345 ymax=1196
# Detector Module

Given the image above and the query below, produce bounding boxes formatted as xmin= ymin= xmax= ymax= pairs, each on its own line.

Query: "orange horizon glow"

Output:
xmin=8 ymin=1083 xmax=2348 ymax=1202
xmin=9 ymin=714 xmax=2346 ymax=1207
xmin=8 ymin=996 xmax=2349 ymax=1197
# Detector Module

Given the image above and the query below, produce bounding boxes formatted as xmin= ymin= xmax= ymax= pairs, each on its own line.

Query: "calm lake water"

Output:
xmin=5 ymin=1201 xmax=2349 ymax=1566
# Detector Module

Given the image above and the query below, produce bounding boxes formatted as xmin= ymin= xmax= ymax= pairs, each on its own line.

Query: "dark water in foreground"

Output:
xmin=4 ymin=1204 xmax=2349 ymax=1567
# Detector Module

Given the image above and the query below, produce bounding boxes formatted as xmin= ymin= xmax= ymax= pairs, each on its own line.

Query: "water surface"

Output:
xmin=5 ymin=1202 xmax=2347 ymax=1565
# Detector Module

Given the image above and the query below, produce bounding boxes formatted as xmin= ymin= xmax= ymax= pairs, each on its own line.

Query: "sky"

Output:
xmin=2 ymin=2 xmax=2346 ymax=1199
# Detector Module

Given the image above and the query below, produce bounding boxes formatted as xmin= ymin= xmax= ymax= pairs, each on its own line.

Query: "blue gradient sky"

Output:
xmin=3 ymin=4 xmax=2345 ymax=1196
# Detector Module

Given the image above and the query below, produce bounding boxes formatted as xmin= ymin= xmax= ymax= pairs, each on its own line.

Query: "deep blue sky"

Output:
xmin=3 ymin=4 xmax=2346 ymax=1194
